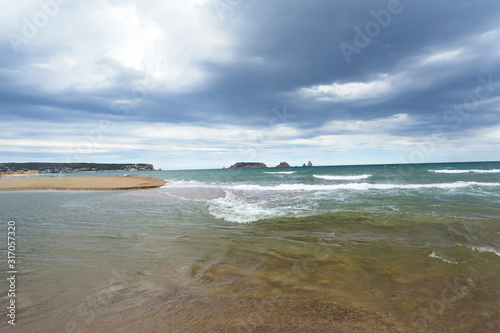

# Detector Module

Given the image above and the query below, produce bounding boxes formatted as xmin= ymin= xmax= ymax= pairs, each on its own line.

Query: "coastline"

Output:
xmin=0 ymin=176 xmax=166 ymax=191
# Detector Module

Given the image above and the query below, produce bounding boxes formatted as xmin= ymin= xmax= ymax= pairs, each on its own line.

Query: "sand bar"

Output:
xmin=0 ymin=176 xmax=166 ymax=191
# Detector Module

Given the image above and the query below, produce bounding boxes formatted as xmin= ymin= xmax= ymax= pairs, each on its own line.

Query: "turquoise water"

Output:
xmin=1 ymin=162 xmax=500 ymax=332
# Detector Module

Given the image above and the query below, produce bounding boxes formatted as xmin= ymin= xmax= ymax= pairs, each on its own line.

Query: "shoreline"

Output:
xmin=0 ymin=176 xmax=166 ymax=191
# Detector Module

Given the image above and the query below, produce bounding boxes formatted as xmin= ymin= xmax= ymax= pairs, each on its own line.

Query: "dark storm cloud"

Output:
xmin=1 ymin=0 xmax=500 ymax=167
xmin=103 ymin=0 xmax=490 ymax=140
xmin=4 ymin=0 xmax=500 ymax=126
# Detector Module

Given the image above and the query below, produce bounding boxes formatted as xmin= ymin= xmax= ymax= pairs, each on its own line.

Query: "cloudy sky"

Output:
xmin=1 ymin=0 xmax=500 ymax=169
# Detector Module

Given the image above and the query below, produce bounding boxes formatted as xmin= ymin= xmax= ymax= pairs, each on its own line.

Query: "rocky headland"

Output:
xmin=0 ymin=162 xmax=156 ymax=175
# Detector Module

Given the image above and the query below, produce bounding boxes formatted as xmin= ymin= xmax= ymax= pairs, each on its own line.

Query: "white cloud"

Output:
xmin=319 ymin=113 xmax=413 ymax=133
xmin=419 ymin=48 xmax=464 ymax=65
xmin=0 ymin=120 xmax=300 ymax=160
xmin=298 ymin=74 xmax=397 ymax=102
xmin=132 ymin=122 xmax=301 ymax=142
xmin=470 ymin=123 xmax=500 ymax=140
xmin=1 ymin=115 xmax=499 ymax=169
xmin=3 ymin=0 xmax=237 ymax=93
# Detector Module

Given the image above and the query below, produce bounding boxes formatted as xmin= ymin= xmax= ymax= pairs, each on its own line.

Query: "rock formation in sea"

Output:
xmin=302 ymin=163 xmax=307 ymax=167
xmin=228 ymin=162 xmax=268 ymax=169
xmin=308 ymin=161 xmax=313 ymax=167
xmin=276 ymin=162 xmax=290 ymax=168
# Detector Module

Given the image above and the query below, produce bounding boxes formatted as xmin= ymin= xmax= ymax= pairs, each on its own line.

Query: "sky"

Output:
xmin=1 ymin=0 xmax=500 ymax=170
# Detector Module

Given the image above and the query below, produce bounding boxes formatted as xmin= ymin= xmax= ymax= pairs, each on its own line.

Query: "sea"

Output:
xmin=1 ymin=161 xmax=499 ymax=332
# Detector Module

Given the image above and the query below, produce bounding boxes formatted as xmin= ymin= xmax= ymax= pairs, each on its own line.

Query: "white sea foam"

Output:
xmin=162 ymin=177 xmax=500 ymax=223
xmin=429 ymin=251 xmax=459 ymax=264
xmin=229 ymin=181 xmax=500 ymax=192
xmin=429 ymin=169 xmax=500 ymax=174
xmin=314 ymin=174 xmax=371 ymax=180
xmin=165 ymin=180 xmax=219 ymax=188
xmin=264 ymin=171 xmax=296 ymax=175
xmin=468 ymin=246 xmax=500 ymax=257
xmin=208 ymin=191 xmax=288 ymax=223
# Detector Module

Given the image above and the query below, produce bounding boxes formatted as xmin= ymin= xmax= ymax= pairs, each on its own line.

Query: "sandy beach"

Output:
xmin=0 ymin=176 xmax=166 ymax=191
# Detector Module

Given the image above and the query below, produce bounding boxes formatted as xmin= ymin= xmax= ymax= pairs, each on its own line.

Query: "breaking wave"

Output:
xmin=468 ymin=245 xmax=500 ymax=257
xmin=228 ymin=181 xmax=500 ymax=192
xmin=313 ymin=174 xmax=372 ymax=181
xmin=429 ymin=169 xmax=500 ymax=174
xmin=429 ymin=250 xmax=459 ymax=264
xmin=159 ymin=173 xmax=500 ymax=223
xmin=208 ymin=191 xmax=291 ymax=223
xmin=264 ymin=171 xmax=296 ymax=175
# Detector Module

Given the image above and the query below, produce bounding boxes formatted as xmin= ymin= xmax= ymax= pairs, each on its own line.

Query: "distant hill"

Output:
xmin=0 ymin=163 xmax=155 ymax=174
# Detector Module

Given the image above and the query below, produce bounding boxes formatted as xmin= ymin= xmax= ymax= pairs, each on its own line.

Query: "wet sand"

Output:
xmin=11 ymin=276 xmax=397 ymax=333
xmin=0 ymin=176 xmax=166 ymax=191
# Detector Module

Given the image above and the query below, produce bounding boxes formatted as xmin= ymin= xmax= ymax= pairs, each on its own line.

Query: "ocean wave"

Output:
xmin=229 ymin=181 xmax=500 ymax=192
xmin=468 ymin=245 xmax=500 ymax=257
xmin=429 ymin=251 xmax=459 ymax=264
xmin=164 ymin=180 xmax=217 ymax=188
xmin=208 ymin=191 xmax=289 ymax=223
xmin=314 ymin=174 xmax=371 ymax=180
xmin=264 ymin=171 xmax=296 ymax=175
xmin=429 ymin=169 xmax=500 ymax=174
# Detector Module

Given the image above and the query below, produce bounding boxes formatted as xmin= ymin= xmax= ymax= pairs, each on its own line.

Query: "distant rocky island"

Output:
xmin=0 ymin=163 xmax=156 ymax=175
xmin=228 ymin=161 xmax=313 ymax=169
xmin=228 ymin=162 xmax=268 ymax=169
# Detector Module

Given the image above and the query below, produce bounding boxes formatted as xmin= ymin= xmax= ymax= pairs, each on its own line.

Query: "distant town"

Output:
xmin=0 ymin=163 xmax=156 ymax=175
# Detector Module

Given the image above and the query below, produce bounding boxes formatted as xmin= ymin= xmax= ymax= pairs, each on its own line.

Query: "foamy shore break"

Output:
xmin=0 ymin=176 xmax=166 ymax=191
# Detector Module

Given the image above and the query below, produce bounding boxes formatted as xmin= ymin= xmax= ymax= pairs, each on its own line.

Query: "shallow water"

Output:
xmin=1 ymin=162 xmax=500 ymax=332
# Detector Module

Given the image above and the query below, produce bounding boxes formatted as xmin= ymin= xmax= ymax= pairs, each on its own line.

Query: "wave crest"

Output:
xmin=230 ymin=181 xmax=500 ymax=192
xmin=429 ymin=169 xmax=500 ymax=174
xmin=208 ymin=191 xmax=289 ymax=223
xmin=429 ymin=250 xmax=459 ymax=264
xmin=314 ymin=174 xmax=371 ymax=180
xmin=264 ymin=171 xmax=296 ymax=175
